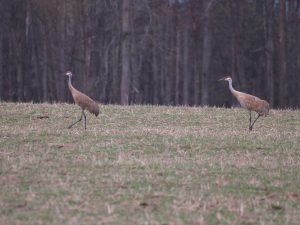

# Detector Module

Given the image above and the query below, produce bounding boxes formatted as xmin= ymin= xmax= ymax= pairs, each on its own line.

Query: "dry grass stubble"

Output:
xmin=0 ymin=103 xmax=299 ymax=225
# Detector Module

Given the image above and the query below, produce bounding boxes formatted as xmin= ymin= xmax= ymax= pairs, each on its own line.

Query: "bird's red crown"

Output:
xmin=65 ymin=71 xmax=72 ymax=76
xmin=219 ymin=75 xmax=232 ymax=81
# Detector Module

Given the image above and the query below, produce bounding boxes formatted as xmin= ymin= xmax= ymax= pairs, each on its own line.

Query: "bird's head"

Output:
xmin=65 ymin=71 xmax=72 ymax=77
xmin=218 ymin=76 xmax=232 ymax=82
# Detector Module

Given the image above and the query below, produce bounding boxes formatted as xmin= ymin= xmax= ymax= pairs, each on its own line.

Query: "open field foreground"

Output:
xmin=0 ymin=103 xmax=300 ymax=225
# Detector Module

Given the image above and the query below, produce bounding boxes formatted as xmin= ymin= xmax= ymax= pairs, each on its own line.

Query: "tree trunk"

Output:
xmin=152 ymin=31 xmax=160 ymax=105
xmin=297 ymin=1 xmax=300 ymax=106
xmin=42 ymin=38 xmax=48 ymax=102
xmin=183 ymin=28 xmax=190 ymax=105
xmin=165 ymin=21 xmax=174 ymax=104
xmin=201 ymin=0 xmax=214 ymax=105
xmin=175 ymin=30 xmax=181 ymax=105
xmin=278 ymin=0 xmax=287 ymax=107
xmin=286 ymin=0 xmax=298 ymax=107
xmin=121 ymin=0 xmax=130 ymax=105
xmin=264 ymin=0 xmax=275 ymax=107
xmin=230 ymin=1 xmax=246 ymax=94
xmin=0 ymin=23 xmax=2 ymax=101
xmin=112 ymin=42 xmax=120 ymax=103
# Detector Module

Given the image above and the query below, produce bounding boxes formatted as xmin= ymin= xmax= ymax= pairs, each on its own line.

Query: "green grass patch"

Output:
xmin=0 ymin=103 xmax=299 ymax=224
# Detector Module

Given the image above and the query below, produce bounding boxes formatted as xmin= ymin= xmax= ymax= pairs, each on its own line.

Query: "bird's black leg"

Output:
xmin=83 ymin=111 xmax=87 ymax=129
xmin=249 ymin=114 xmax=260 ymax=131
xmin=68 ymin=111 xmax=83 ymax=129
xmin=249 ymin=111 xmax=252 ymax=131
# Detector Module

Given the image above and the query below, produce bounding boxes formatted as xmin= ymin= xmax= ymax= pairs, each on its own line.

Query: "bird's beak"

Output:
xmin=218 ymin=77 xmax=225 ymax=81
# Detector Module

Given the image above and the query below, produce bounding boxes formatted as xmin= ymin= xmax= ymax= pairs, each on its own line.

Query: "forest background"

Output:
xmin=0 ymin=0 xmax=299 ymax=108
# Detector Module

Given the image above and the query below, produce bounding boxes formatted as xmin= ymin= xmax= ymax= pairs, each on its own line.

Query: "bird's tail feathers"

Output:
xmin=88 ymin=102 xmax=100 ymax=117
xmin=259 ymin=100 xmax=270 ymax=116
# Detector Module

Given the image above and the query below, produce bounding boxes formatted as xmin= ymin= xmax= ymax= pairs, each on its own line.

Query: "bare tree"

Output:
xmin=121 ymin=0 xmax=130 ymax=105
xmin=278 ymin=0 xmax=287 ymax=107
xmin=0 ymin=0 xmax=299 ymax=107
xmin=201 ymin=0 xmax=215 ymax=105
xmin=264 ymin=0 xmax=275 ymax=106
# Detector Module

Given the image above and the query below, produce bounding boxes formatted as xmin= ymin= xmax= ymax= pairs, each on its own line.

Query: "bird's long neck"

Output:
xmin=68 ymin=75 xmax=76 ymax=94
xmin=68 ymin=75 xmax=72 ymax=87
xmin=228 ymin=80 xmax=239 ymax=98
xmin=228 ymin=80 xmax=234 ymax=92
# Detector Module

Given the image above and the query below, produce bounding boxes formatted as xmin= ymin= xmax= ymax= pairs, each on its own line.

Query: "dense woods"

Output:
xmin=0 ymin=0 xmax=299 ymax=108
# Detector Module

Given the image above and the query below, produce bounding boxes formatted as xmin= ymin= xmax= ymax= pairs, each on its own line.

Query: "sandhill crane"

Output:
xmin=219 ymin=76 xmax=269 ymax=131
xmin=65 ymin=71 xmax=99 ymax=129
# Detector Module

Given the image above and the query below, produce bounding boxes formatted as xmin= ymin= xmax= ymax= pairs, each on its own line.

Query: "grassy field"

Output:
xmin=0 ymin=103 xmax=299 ymax=225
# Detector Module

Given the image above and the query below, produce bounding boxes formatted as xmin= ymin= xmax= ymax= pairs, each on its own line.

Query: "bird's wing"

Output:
xmin=237 ymin=93 xmax=269 ymax=115
xmin=237 ymin=93 xmax=260 ymax=110
xmin=75 ymin=91 xmax=99 ymax=116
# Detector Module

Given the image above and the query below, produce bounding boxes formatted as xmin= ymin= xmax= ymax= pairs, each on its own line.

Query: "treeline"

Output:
xmin=0 ymin=0 xmax=299 ymax=108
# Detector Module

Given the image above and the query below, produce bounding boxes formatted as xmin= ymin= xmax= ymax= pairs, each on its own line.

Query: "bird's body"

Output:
xmin=68 ymin=81 xmax=99 ymax=116
xmin=219 ymin=76 xmax=269 ymax=131
xmin=65 ymin=71 xmax=99 ymax=129
xmin=228 ymin=82 xmax=269 ymax=116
